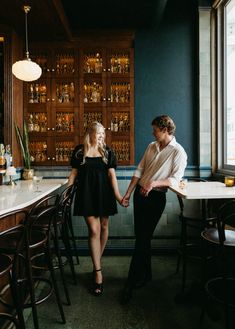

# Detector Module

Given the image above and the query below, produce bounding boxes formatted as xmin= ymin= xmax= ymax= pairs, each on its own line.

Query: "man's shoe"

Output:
xmin=133 ymin=275 xmax=152 ymax=289
xmin=120 ymin=285 xmax=133 ymax=305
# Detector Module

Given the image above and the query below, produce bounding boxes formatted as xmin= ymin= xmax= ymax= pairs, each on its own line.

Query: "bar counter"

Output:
xmin=0 ymin=178 xmax=68 ymax=218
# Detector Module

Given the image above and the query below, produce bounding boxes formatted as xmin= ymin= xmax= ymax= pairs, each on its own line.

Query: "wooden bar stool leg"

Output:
xmin=67 ymin=210 xmax=79 ymax=265
xmin=52 ymin=222 xmax=71 ymax=305
xmin=61 ymin=222 xmax=77 ymax=285
xmin=8 ymin=272 xmax=26 ymax=329
xmin=25 ymin=247 xmax=40 ymax=329
xmin=46 ymin=243 xmax=66 ymax=324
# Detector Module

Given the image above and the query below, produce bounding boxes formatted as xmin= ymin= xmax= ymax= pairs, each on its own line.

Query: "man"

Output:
xmin=120 ymin=115 xmax=187 ymax=303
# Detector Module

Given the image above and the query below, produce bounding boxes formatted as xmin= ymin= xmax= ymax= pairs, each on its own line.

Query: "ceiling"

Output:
xmin=0 ymin=0 xmax=168 ymax=41
xmin=61 ymin=0 xmax=161 ymax=30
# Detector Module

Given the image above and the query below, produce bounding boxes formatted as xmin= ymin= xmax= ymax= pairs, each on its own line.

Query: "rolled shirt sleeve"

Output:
xmin=168 ymin=148 xmax=187 ymax=186
xmin=137 ymin=138 xmax=187 ymax=190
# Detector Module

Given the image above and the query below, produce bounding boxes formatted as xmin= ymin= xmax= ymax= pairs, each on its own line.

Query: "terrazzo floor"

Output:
xmin=25 ymin=255 xmax=226 ymax=329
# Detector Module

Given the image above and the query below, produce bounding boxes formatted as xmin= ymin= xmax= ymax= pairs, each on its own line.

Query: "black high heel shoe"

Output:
xmin=92 ymin=269 xmax=103 ymax=296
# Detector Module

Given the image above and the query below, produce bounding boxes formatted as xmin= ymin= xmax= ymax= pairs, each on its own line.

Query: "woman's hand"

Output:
xmin=120 ymin=193 xmax=130 ymax=207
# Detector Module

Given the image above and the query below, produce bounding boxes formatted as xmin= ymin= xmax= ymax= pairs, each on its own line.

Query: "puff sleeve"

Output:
xmin=70 ymin=144 xmax=84 ymax=169
xmin=107 ymin=148 xmax=117 ymax=169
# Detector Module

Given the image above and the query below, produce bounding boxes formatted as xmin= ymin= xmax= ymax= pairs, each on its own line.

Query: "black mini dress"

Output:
xmin=71 ymin=144 xmax=118 ymax=217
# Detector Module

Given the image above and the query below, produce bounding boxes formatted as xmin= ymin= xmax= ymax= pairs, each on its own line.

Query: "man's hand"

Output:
xmin=121 ymin=193 xmax=130 ymax=207
xmin=140 ymin=182 xmax=155 ymax=197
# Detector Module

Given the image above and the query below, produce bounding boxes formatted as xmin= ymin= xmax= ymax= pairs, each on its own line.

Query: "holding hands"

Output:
xmin=120 ymin=193 xmax=130 ymax=207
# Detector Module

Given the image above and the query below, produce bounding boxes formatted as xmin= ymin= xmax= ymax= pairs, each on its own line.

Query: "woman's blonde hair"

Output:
xmin=82 ymin=121 xmax=108 ymax=164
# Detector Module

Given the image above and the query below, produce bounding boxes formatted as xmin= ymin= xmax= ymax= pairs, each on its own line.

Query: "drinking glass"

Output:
xmin=33 ymin=176 xmax=43 ymax=192
xmin=179 ymin=178 xmax=188 ymax=189
xmin=224 ymin=176 xmax=234 ymax=187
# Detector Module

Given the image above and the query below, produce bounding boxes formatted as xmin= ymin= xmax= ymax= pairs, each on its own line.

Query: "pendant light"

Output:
xmin=12 ymin=5 xmax=42 ymax=82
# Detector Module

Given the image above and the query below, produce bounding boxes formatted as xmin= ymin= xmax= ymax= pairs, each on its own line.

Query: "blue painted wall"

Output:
xmin=134 ymin=0 xmax=198 ymax=165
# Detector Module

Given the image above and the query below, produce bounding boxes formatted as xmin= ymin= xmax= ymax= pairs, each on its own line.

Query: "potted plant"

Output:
xmin=15 ymin=121 xmax=34 ymax=179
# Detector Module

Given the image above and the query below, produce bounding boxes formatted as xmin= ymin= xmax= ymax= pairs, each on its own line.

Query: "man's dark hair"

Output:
xmin=151 ymin=115 xmax=176 ymax=135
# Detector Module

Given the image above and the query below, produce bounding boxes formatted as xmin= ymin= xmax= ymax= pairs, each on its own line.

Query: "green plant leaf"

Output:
xmin=15 ymin=122 xmax=31 ymax=169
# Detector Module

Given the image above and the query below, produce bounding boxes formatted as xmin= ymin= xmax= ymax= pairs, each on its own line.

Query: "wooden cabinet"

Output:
xmin=24 ymin=46 xmax=79 ymax=166
xmin=24 ymin=35 xmax=134 ymax=166
xmin=81 ymin=47 xmax=134 ymax=165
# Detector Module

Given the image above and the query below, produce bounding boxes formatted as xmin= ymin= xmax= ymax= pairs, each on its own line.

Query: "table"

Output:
xmin=169 ymin=181 xmax=235 ymax=200
xmin=169 ymin=181 xmax=235 ymax=299
xmin=0 ymin=178 xmax=68 ymax=218
xmin=169 ymin=181 xmax=235 ymax=217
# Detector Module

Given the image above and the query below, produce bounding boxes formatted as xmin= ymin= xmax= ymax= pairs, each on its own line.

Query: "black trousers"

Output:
xmin=127 ymin=185 xmax=166 ymax=285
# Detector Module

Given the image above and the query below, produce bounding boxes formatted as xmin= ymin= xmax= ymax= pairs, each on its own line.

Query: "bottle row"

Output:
xmin=29 ymin=141 xmax=74 ymax=163
xmin=83 ymin=82 xmax=130 ymax=103
xmin=28 ymin=82 xmax=75 ymax=104
xmin=27 ymin=81 xmax=131 ymax=104
xmin=26 ymin=111 xmax=130 ymax=134
xmin=28 ymin=140 xmax=130 ymax=163
xmin=27 ymin=113 xmax=75 ymax=133
xmin=111 ymin=141 xmax=130 ymax=162
xmin=83 ymin=53 xmax=130 ymax=74
xmin=0 ymin=144 xmax=12 ymax=173
xmin=33 ymin=52 xmax=131 ymax=75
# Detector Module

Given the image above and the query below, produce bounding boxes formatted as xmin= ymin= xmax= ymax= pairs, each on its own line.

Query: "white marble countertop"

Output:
xmin=169 ymin=181 xmax=235 ymax=199
xmin=0 ymin=179 xmax=68 ymax=218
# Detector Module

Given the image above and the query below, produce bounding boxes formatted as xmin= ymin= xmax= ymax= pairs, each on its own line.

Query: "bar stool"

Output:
xmin=0 ymin=200 xmax=66 ymax=329
xmin=175 ymin=178 xmax=217 ymax=293
xmin=201 ymin=200 xmax=235 ymax=329
xmin=32 ymin=185 xmax=78 ymax=290
xmin=56 ymin=185 xmax=79 ymax=283
xmin=27 ymin=195 xmax=66 ymax=328
xmin=29 ymin=193 xmax=71 ymax=305
xmin=0 ymin=210 xmax=29 ymax=328
xmin=60 ymin=184 xmax=79 ymax=266
xmin=0 ymin=254 xmax=25 ymax=329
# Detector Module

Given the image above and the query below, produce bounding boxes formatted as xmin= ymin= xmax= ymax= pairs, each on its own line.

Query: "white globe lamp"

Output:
xmin=12 ymin=6 xmax=42 ymax=82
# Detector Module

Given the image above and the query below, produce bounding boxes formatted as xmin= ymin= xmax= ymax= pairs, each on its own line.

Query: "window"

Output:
xmin=0 ymin=37 xmax=4 ymax=143
xmin=217 ymin=0 xmax=235 ymax=171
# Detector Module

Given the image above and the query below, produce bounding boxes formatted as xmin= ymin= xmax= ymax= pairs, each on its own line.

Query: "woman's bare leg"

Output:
xmin=85 ymin=216 xmax=102 ymax=287
xmin=100 ymin=217 xmax=109 ymax=256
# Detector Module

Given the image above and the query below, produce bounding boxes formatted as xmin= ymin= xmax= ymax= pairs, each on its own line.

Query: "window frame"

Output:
xmin=215 ymin=0 xmax=235 ymax=174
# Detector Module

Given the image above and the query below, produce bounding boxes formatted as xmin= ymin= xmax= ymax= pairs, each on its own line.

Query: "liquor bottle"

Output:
xmin=4 ymin=144 xmax=12 ymax=168
xmin=29 ymin=84 xmax=34 ymax=103
xmin=113 ymin=116 xmax=118 ymax=132
xmin=34 ymin=114 xmax=40 ymax=132
xmin=110 ymin=118 xmax=114 ymax=131
xmin=28 ymin=114 xmax=34 ymax=132
xmin=34 ymin=84 xmax=39 ymax=103
xmin=0 ymin=143 xmax=6 ymax=174
xmin=95 ymin=53 xmax=101 ymax=73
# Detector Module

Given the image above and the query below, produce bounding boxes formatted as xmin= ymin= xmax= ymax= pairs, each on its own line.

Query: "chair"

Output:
xmin=0 ymin=253 xmax=25 ymax=329
xmin=61 ymin=184 xmax=79 ymax=266
xmin=0 ymin=210 xmax=28 ymax=329
xmin=29 ymin=193 xmax=72 ymax=305
xmin=175 ymin=178 xmax=216 ymax=292
xmin=0 ymin=199 xmax=66 ymax=329
xmin=201 ymin=200 xmax=235 ymax=329
xmin=32 ymin=185 xmax=79 ymax=287
xmin=56 ymin=184 xmax=79 ymax=283
xmin=26 ymin=195 xmax=67 ymax=329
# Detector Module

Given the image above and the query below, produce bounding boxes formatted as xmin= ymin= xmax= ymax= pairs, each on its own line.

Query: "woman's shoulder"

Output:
xmin=72 ymin=144 xmax=84 ymax=159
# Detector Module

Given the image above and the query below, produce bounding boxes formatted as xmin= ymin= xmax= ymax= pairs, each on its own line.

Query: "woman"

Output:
xmin=68 ymin=122 xmax=123 ymax=296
